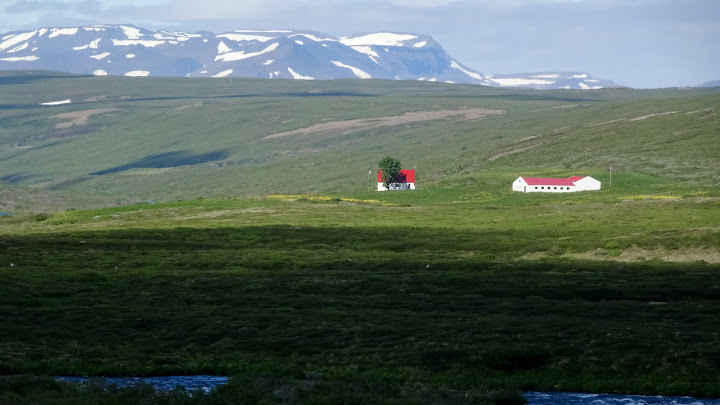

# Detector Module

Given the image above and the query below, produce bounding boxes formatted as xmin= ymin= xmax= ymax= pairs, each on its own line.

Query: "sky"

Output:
xmin=1 ymin=0 xmax=718 ymax=88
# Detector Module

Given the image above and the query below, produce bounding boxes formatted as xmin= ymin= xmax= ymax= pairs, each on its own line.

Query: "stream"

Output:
xmin=55 ymin=376 xmax=720 ymax=403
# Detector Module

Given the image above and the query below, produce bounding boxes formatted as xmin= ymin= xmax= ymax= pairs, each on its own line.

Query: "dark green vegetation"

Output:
xmin=1 ymin=72 xmax=719 ymax=402
xmin=1 ymin=182 xmax=719 ymax=402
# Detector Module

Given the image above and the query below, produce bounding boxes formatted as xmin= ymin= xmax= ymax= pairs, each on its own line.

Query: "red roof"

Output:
xmin=521 ymin=176 xmax=584 ymax=186
xmin=378 ymin=169 xmax=415 ymax=183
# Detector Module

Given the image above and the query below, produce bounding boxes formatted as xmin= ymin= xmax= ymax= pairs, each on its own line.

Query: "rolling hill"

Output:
xmin=0 ymin=70 xmax=718 ymax=208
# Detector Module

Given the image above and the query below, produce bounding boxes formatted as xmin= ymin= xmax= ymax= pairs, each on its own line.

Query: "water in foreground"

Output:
xmin=57 ymin=375 xmax=229 ymax=394
xmin=524 ymin=391 xmax=720 ymax=405
xmin=56 ymin=376 xmax=720 ymax=404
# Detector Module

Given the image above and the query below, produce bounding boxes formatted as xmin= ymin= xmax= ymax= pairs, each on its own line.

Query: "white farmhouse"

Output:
xmin=512 ymin=176 xmax=601 ymax=193
xmin=377 ymin=169 xmax=416 ymax=191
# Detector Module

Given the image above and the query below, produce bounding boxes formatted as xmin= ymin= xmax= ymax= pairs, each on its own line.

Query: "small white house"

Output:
xmin=378 ymin=169 xmax=416 ymax=191
xmin=512 ymin=176 xmax=601 ymax=193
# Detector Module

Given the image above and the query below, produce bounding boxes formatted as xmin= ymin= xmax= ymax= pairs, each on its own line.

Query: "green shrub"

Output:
xmin=482 ymin=345 xmax=551 ymax=372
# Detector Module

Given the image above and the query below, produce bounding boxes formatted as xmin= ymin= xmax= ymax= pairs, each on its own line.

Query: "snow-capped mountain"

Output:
xmin=0 ymin=24 xmax=619 ymax=89
xmin=485 ymin=72 xmax=621 ymax=90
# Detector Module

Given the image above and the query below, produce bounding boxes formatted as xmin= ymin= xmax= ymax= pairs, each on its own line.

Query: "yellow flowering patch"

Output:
xmin=265 ymin=194 xmax=390 ymax=205
xmin=620 ymin=195 xmax=682 ymax=200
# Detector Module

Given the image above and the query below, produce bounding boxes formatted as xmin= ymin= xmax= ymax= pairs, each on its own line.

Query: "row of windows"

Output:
xmin=535 ymin=186 xmax=571 ymax=190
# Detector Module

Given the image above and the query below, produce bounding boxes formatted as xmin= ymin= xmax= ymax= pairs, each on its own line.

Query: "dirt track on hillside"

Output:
xmin=49 ymin=108 xmax=124 ymax=129
xmin=262 ymin=107 xmax=505 ymax=140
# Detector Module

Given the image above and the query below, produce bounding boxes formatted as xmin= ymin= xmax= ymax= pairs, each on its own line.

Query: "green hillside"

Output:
xmin=1 ymin=71 xmax=718 ymax=207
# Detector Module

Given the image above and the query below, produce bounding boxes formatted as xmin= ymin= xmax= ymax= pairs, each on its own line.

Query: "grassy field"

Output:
xmin=1 ymin=175 xmax=719 ymax=402
xmin=0 ymin=71 xmax=718 ymax=208
xmin=1 ymin=72 xmax=719 ymax=403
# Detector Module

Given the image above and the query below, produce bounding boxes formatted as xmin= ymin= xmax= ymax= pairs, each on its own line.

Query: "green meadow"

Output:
xmin=0 ymin=72 xmax=719 ymax=403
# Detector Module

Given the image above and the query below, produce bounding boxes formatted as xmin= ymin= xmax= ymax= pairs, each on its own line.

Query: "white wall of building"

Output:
xmin=573 ymin=176 xmax=601 ymax=191
xmin=512 ymin=176 xmax=601 ymax=193
xmin=378 ymin=182 xmax=415 ymax=191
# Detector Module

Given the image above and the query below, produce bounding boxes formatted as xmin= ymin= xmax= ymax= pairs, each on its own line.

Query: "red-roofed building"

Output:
xmin=512 ymin=176 xmax=601 ymax=193
xmin=378 ymin=169 xmax=416 ymax=191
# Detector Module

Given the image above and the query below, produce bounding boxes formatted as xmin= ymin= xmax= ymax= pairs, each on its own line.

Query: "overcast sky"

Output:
xmin=1 ymin=0 xmax=718 ymax=88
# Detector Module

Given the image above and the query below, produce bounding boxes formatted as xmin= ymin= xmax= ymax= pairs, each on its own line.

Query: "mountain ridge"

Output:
xmin=0 ymin=24 xmax=620 ymax=89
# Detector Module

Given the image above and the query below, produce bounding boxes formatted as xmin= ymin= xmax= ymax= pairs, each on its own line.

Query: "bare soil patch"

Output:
xmin=49 ymin=108 xmax=124 ymax=129
xmin=629 ymin=111 xmax=678 ymax=121
xmin=83 ymin=95 xmax=110 ymax=102
xmin=488 ymin=143 xmax=543 ymax=161
xmin=262 ymin=107 xmax=504 ymax=140
xmin=522 ymin=247 xmax=720 ymax=264
xmin=175 ymin=101 xmax=204 ymax=111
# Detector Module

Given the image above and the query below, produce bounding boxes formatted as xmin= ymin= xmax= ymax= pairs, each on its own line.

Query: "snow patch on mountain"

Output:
xmin=235 ymin=29 xmax=291 ymax=33
xmin=74 ymin=38 xmax=101 ymax=50
xmin=215 ymin=42 xmax=279 ymax=62
xmin=49 ymin=28 xmax=78 ymax=38
xmin=213 ymin=69 xmax=233 ymax=78
xmin=350 ymin=46 xmax=379 ymax=58
xmin=40 ymin=99 xmax=71 ymax=105
xmin=125 ymin=70 xmax=150 ymax=77
xmin=217 ymin=33 xmax=275 ymax=42
xmin=486 ymin=72 xmax=621 ymax=89
xmin=450 ymin=60 xmax=487 ymax=82
xmin=341 ymin=33 xmax=417 ymax=46
xmin=492 ymin=78 xmax=553 ymax=86
xmin=1 ymin=55 xmax=39 ymax=61
xmin=331 ymin=60 xmax=371 ymax=79
xmin=90 ymin=52 xmax=110 ymax=60
xmin=8 ymin=43 xmax=28 ymax=53
xmin=287 ymin=67 xmax=313 ymax=80
xmin=289 ymin=33 xmax=335 ymax=42
xmin=112 ymin=39 xmax=165 ymax=47
xmin=0 ymin=31 xmax=37 ymax=52
xmin=121 ymin=25 xmax=142 ymax=39
xmin=217 ymin=41 xmax=231 ymax=54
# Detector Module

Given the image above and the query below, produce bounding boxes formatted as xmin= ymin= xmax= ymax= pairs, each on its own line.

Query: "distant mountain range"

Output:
xmin=697 ymin=80 xmax=720 ymax=88
xmin=0 ymin=24 xmax=622 ymax=89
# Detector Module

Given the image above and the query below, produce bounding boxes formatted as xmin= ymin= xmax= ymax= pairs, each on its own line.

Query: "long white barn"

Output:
xmin=512 ymin=176 xmax=601 ymax=193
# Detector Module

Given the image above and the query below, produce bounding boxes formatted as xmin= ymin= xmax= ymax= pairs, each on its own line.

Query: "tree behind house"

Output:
xmin=378 ymin=157 xmax=402 ymax=190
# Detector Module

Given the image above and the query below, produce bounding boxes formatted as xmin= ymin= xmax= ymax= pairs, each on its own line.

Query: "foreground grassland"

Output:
xmin=1 ymin=178 xmax=719 ymax=403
